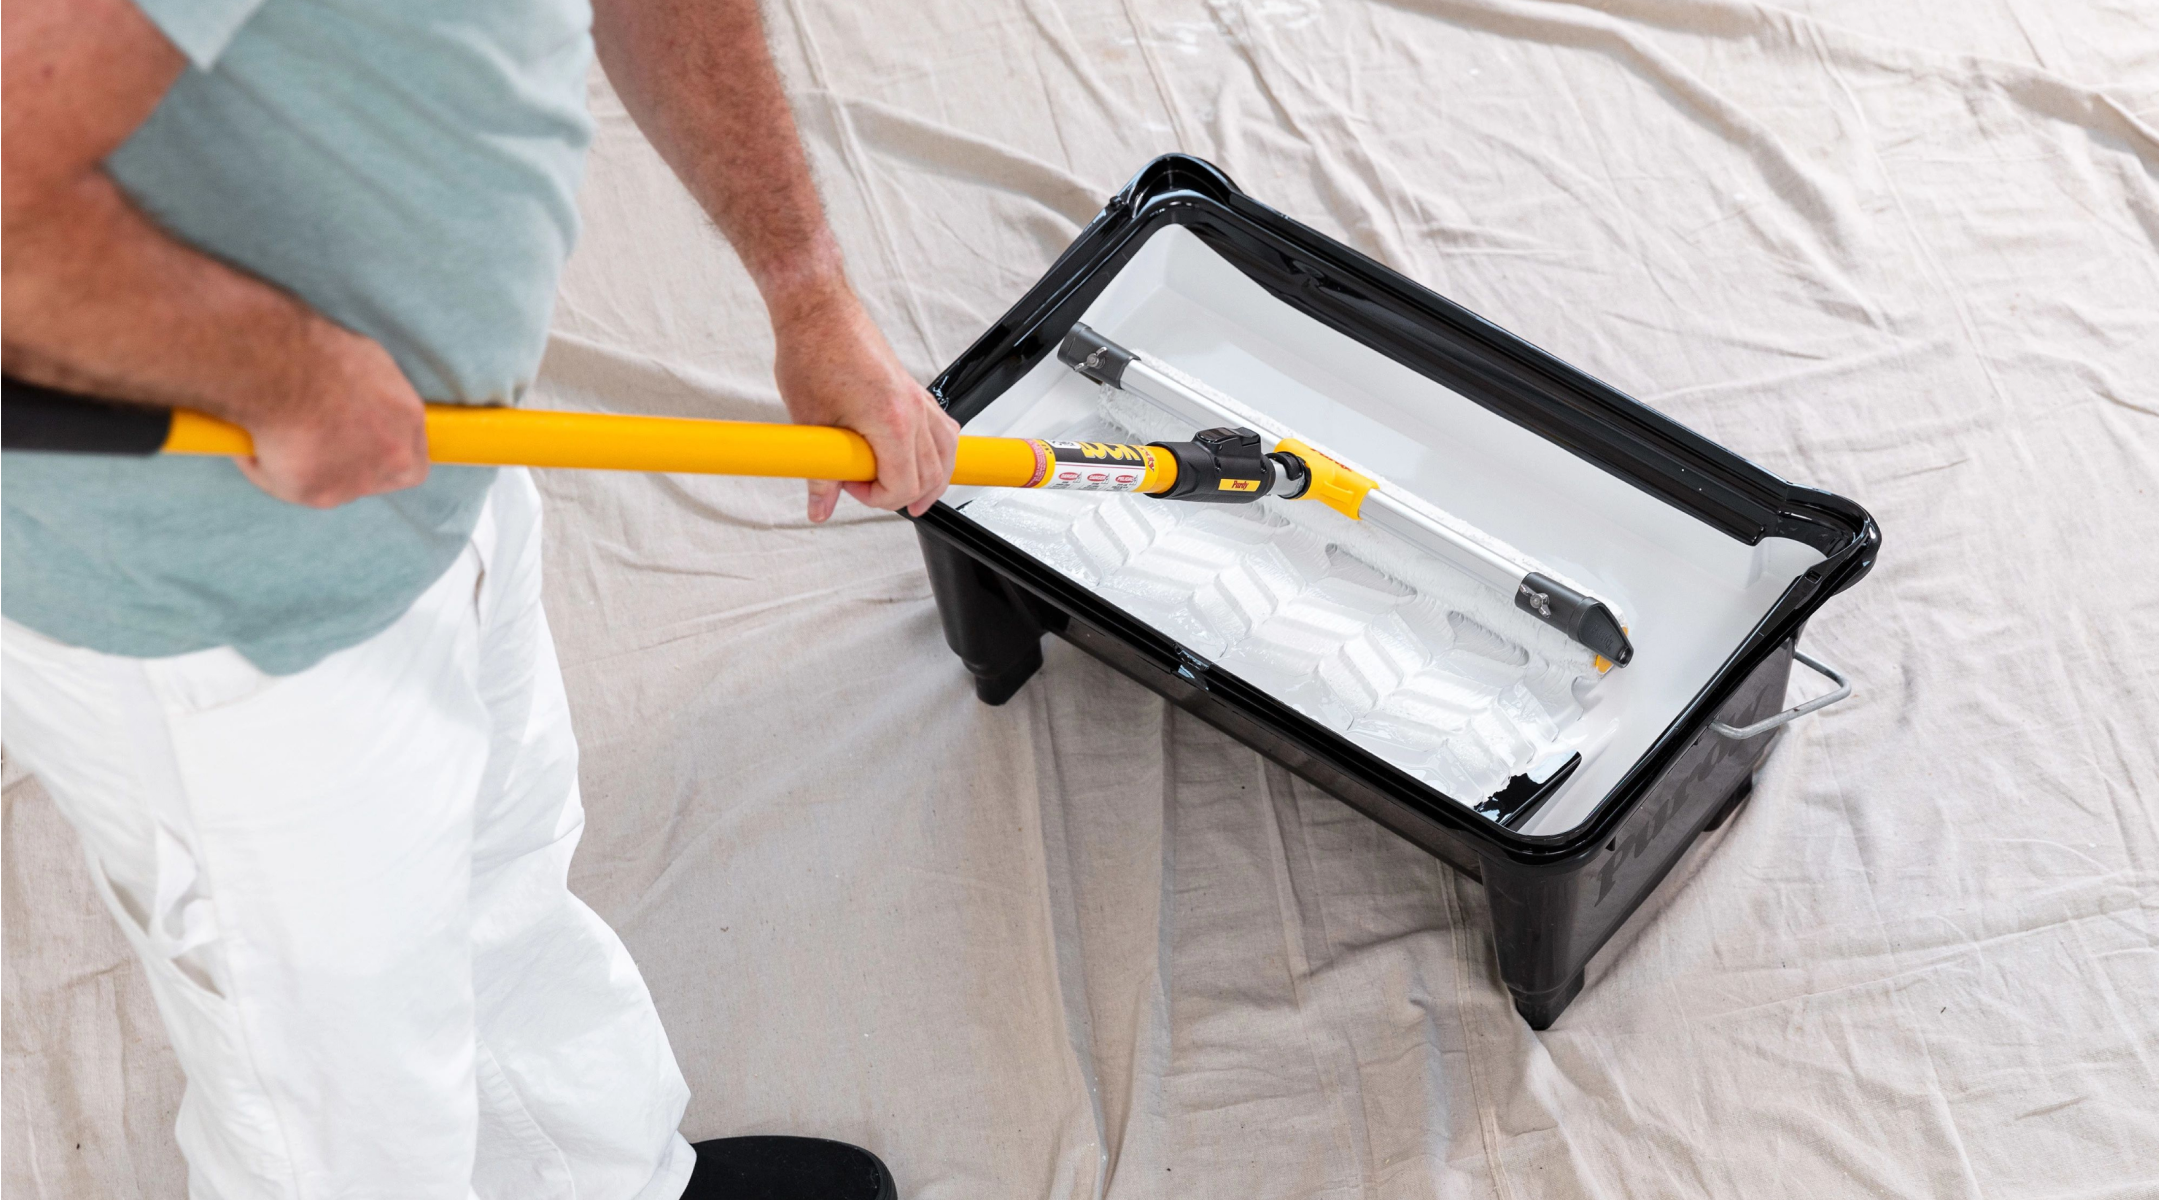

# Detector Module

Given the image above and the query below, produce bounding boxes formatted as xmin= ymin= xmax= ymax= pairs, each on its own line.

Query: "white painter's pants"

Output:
xmin=2 ymin=470 xmax=693 ymax=1200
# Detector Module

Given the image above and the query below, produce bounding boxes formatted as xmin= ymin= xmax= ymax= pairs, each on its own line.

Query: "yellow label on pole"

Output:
xmin=1217 ymin=478 xmax=1260 ymax=492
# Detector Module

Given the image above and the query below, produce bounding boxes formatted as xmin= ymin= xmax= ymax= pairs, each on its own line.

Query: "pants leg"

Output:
xmin=1 ymin=469 xmax=690 ymax=1200
xmin=462 ymin=470 xmax=692 ymax=1200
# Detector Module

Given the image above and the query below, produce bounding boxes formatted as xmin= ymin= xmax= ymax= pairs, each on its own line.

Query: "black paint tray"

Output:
xmin=913 ymin=154 xmax=1877 ymax=1027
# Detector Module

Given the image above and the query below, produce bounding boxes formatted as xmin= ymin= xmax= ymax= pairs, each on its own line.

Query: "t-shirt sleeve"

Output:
xmin=132 ymin=0 xmax=273 ymax=71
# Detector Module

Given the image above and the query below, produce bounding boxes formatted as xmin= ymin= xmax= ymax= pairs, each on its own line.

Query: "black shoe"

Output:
xmin=683 ymin=1136 xmax=896 ymax=1200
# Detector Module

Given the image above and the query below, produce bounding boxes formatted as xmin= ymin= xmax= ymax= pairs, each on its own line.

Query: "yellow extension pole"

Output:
xmin=163 ymin=404 xmax=1064 ymax=490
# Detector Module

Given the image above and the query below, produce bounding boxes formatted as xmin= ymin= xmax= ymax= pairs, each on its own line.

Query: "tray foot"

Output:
xmin=1511 ymin=969 xmax=1586 ymax=1030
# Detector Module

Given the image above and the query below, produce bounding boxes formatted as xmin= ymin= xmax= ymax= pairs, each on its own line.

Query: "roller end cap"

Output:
xmin=1517 ymin=572 xmax=1634 ymax=667
xmin=1576 ymin=605 xmax=1634 ymax=667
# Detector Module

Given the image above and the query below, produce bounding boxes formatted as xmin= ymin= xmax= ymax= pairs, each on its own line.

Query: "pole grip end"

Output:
xmin=2 ymin=376 xmax=174 ymax=455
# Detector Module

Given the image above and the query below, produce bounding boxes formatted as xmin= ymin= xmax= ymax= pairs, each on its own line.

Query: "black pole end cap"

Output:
xmin=1057 ymin=323 xmax=1134 ymax=388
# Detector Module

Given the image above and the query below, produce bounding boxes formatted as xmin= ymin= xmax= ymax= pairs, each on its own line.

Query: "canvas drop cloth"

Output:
xmin=8 ymin=0 xmax=2158 ymax=1195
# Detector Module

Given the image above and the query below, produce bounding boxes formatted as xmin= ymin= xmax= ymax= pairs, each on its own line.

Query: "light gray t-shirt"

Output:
xmin=1 ymin=0 xmax=593 ymax=674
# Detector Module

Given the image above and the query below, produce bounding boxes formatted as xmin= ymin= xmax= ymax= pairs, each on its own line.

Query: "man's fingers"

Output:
xmin=807 ymin=478 xmax=840 ymax=523
xmin=394 ymin=426 xmax=431 ymax=489
xmin=234 ymin=457 xmax=298 ymax=506
xmin=237 ymin=455 xmax=348 ymax=509
xmin=800 ymin=389 xmax=957 ymax=518
xmin=882 ymin=396 xmax=959 ymax=516
xmin=920 ymin=405 xmax=959 ymax=512
xmin=858 ymin=415 xmax=922 ymax=512
xmin=906 ymin=414 xmax=947 ymax=516
xmin=380 ymin=456 xmax=428 ymax=495
xmin=890 ymin=399 xmax=950 ymax=516
xmin=932 ymin=406 xmax=960 ymax=460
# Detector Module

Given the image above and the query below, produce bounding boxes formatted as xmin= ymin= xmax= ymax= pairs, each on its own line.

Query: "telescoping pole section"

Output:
xmin=0 ymin=375 xmax=1314 ymax=501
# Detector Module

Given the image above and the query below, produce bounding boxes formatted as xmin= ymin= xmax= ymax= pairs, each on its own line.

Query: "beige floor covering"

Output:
xmin=8 ymin=0 xmax=2158 ymax=1196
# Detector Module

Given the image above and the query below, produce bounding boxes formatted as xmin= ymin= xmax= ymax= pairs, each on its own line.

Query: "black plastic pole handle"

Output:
xmin=2 ymin=375 xmax=177 ymax=455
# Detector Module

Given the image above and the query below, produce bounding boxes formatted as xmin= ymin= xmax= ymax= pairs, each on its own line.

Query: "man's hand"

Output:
xmin=771 ymin=284 xmax=959 ymax=521
xmin=233 ymin=327 xmax=430 ymax=509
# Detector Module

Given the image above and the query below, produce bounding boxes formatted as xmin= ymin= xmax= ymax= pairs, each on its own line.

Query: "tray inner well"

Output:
xmin=946 ymin=226 xmax=1823 ymax=835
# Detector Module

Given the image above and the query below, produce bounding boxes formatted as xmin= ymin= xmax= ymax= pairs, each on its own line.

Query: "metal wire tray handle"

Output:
xmin=1711 ymin=649 xmax=1852 ymax=740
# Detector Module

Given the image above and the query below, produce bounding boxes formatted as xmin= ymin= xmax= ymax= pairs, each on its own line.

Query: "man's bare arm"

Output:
xmin=592 ymin=0 xmax=958 ymax=521
xmin=1 ymin=0 xmax=426 ymax=507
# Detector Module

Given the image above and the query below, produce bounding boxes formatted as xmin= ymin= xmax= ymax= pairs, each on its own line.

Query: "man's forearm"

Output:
xmin=592 ymin=0 xmax=846 ymax=322
xmin=1 ymin=0 xmax=337 ymax=425
xmin=4 ymin=169 xmax=337 ymax=424
xmin=3 ymin=171 xmax=432 ymax=506
xmin=590 ymin=0 xmax=960 ymax=520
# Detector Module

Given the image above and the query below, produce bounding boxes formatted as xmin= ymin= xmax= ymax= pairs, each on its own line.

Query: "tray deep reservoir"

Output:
xmin=943 ymin=225 xmax=1827 ymax=836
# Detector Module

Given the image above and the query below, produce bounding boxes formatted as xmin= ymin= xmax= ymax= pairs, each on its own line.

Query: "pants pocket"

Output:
xmin=81 ymin=843 xmax=295 ymax=1193
xmin=82 ymin=831 xmax=231 ymax=1041
xmin=473 ymin=1039 xmax=575 ymax=1199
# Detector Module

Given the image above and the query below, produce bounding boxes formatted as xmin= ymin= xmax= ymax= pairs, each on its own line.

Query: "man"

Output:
xmin=0 ymin=0 xmax=958 ymax=1194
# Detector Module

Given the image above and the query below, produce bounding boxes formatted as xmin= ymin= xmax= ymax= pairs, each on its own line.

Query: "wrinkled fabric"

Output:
xmin=7 ymin=0 xmax=2157 ymax=1197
